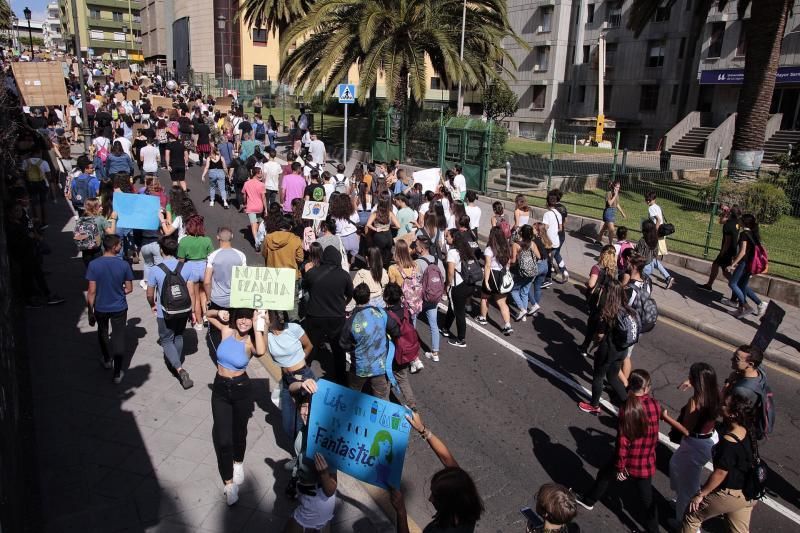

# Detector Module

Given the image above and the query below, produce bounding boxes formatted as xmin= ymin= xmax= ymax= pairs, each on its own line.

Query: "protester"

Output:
xmin=366 ymin=195 xmax=401 ymax=267
xmin=579 ymin=245 xmax=617 ymax=356
xmin=543 ymin=191 xmax=569 ymax=283
xmin=414 ymin=234 xmax=445 ymax=362
xmin=242 ymin=166 xmax=266 ymax=248
xmin=514 ymin=194 xmax=532 ymax=229
xmin=636 ymin=219 xmax=674 ymax=289
xmin=262 ymin=217 xmax=304 ymax=321
xmin=201 ymin=146 xmax=229 ymax=209
xmin=526 ymin=483 xmax=579 ymax=533
xmin=383 ymin=282 xmax=419 ymax=409
xmin=727 ymin=214 xmax=767 ymax=318
xmin=596 ymin=180 xmax=625 ymax=246
xmin=442 ymin=229 xmax=479 ymax=348
xmin=177 ymin=214 xmax=213 ymax=331
xmin=510 ymin=225 xmax=545 ymax=321
xmin=697 ymin=205 xmax=741 ymax=293
xmin=204 ymin=227 xmax=247 ymax=347
xmin=477 ymin=226 xmax=513 ymax=336
xmin=165 ymin=132 xmax=189 ymax=191
xmin=348 ymin=246 xmax=389 ymax=310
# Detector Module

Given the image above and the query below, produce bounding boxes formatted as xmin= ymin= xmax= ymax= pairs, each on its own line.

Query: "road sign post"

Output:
xmin=337 ymin=84 xmax=356 ymax=166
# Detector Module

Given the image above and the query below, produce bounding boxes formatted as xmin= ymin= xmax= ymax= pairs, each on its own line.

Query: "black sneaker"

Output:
xmin=696 ymin=283 xmax=713 ymax=291
xmin=178 ymin=369 xmax=194 ymax=390
xmin=501 ymin=326 xmax=514 ymax=336
xmin=439 ymin=328 xmax=452 ymax=338
xmin=448 ymin=339 xmax=467 ymax=348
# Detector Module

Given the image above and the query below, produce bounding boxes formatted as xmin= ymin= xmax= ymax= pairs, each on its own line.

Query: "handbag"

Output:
xmin=658 ymin=213 xmax=675 ymax=237
xmin=489 ymin=268 xmax=514 ymax=294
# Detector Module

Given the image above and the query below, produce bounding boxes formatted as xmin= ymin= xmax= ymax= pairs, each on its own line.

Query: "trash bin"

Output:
xmin=660 ymin=150 xmax=672 ymax=173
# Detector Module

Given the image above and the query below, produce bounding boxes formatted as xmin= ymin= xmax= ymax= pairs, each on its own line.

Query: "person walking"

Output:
xmin=723 ymin=344 xmax=772 ymax=441
xmin=543 ymin=191 xmax=569 ymax=283
xmin=727 ymin=214 xmax=767 ymax=318
xmin=442 ymin=230 xmax=479 ymax=348
xmin=165 ymin=132 xmax=189 ymax=192
xmin=201 ymin=147 xmax=230 ymax=209
xmin=242 ymin=167 xmax=267 ymax=249
xmin=579 ymin=245 xmax=617 ymax=356
xmin=204 ymin=227 xmax=247 ymax=348
xmin=204 ymin=308 xmax=267 ymax=506
xmin=415 ymin=235 xmax=445 ymax=363
xmin=509 ymin=225 xmax=542 ymax=322
xmin=477 ymin=226 xmax=514 ymax=336
xmin=596 ymin=180 xmax=626 ymax=246
xmin=697 ymin=205 xmax=741 ymax=295
xmin=86 ymin=234 xmax=134 ymax=384
xmin=177 ymin=214 xmax=213 ymax=331
xmin=636 ymin=219 xmax=674 ymax=289
xmin=577 ymin=369 xmax=660 ymax=533
xmin=262 ymin=218 xmax=304 ymax=321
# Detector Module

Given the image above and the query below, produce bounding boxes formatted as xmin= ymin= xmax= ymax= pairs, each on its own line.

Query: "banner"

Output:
xmin=149 ymin=95 xmax=173 ymax=111
xmin=216 ymin=96 xmax=234 ymax=110
xmin=229 ymin=266 xmax=295 ymax=310
xmin=412 ymin=168 xmax=442 ymax=193
xmin=306 ymin=381 xmax=411 ymax=489
xmin=113 ymin=192 xmax=160 ymax=230
xmin=301 ymin=201 xmax=329 ymax=220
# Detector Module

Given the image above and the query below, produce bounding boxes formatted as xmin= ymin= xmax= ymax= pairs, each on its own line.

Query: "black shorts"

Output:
xmin=714 ymin=253 xmax=735 ymax=267
xmin=170 ymin=167 xmax=186 ymax=181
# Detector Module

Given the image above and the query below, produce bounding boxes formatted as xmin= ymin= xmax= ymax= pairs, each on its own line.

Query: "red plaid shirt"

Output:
xmin=615 ymin=394 xmax=660 ymax=478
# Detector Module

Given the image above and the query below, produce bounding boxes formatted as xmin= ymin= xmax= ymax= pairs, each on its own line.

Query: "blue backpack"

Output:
xmin=254 ymin=122 xmax=266 ymax=141
xmin=71 ymin=174 xmax=92 ymax=207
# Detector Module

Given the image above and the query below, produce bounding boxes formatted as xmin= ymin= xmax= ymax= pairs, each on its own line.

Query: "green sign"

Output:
xmin=229 ymin=266 xmax=295 ymax=310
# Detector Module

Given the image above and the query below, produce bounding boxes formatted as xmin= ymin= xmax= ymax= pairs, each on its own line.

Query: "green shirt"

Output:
xmin=177 ymin=235 xmax=213 ymax=261
xmin=396 ymin=207 xmax=417 ymax=238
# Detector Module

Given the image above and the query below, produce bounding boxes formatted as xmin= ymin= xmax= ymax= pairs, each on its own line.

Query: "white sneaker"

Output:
xmin=526 ymin=303 xmax=541 ymax=316
xmin=410 ymin=359 xmax=424 ymax=373
xmin=232 ymin=462 xmax=244 ymax=485
xmin=209 ymin=201 xmax=215 ymax=207
xmin=720 ymin=297 xmax=737 ymax=309
xmin=223 ymin=483 xmax=239 ymax=505
xmin=424 ymin=351 xmax=440 ymax=363
xmin=139 ymin=279 xmax=147 ymax=290
xmin=562 ymin=271 xmax=570 ymax=282
xmin=513 ymin=309 xmax=527 ymax=322
xmin=193 ymin=322 xmax=205 ymax=331
xmin=754 ymin=302 xmax=767 ymax=316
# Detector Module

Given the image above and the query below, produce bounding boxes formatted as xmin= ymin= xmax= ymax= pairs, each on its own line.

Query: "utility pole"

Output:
xmin=217 ymin=15 xmax=226 ymax=92
xmin=595 ymin=32 xmax=606 ymax=144
xmin=70 ymin=0 xmax=92 ymax=151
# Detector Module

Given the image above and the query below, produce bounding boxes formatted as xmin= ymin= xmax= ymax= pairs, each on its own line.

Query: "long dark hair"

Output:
xmin=620 ymin=369 xmax=652 ymax=441
xmin=449 ymin=229 xmax=474 ymax=263
xmin=517 ymin=224 xmax=533 ymax=251
xmin=307 ymin=242 xmax=323 ymax=269
xmin=739 ymin=213 xmax=761 ymax=245
xmin=689 ymin=362 xmax=721 ymax=425
xmin=600 ymin=279 xmax=633 ymax=325
xmin=429 ymin=466 xmax=484 ymax=527
xmin=330 ymin=192 xmax=355 ymax=219
xmin=376 ymin=195 xmax=392 ymax=225
xmin=641 ymin=219 xmax=659 ymax=249
xmin=367 ymin=246 xmax=384 ymax=284
xmin=486 ymin=226 xmax=510 ymax=266
xmin=434 ymin=202 xmax=448 ymax=232
xmin=723 ymin=391 xmax=759 ymax=451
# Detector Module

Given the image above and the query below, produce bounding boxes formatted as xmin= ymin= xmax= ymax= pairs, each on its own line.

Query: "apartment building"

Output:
xmin=44 ymin=2 xmax=66 ymax=53
xmin=59 ymin=0 xmax=144 ymax=62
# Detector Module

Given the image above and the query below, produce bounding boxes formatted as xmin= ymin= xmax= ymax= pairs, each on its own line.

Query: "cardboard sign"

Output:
xmin=115 ymin=68 xmax=131 ymax=83
xmin=113 ymin=192 xmax=160 ymax=230
xmin=216 ymin=96 xmax=234 ymax=110
xmin=11 ymin=62 xmax=69 ymax=106
xmin=139 ymin=77 xmax=152 ymax=88
xmin=229 ymin=266 xmax=295 ymax=310
xmin=114 ymin=92 xmax=125 ymax=103
xmin=301 ymin=201 xmax=329 ymax=220
xmin=412 ymin=167 xmax=442 ymax=193
xmin=306 ymin=381 xmax=411 ymax=489
xmin=149 ymin=95 xmax=174 ymax=111
xmin=127 ymin=89 xmax=140 ymax=102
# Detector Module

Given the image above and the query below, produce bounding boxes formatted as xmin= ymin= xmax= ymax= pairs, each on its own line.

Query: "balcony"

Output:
xmin=89 ymin=37 xmax=142 ymax=51
xmin=86 ymin=0 xmax=143 ymax=10
xmin=88 ymin=17 xmax=141 ymax=31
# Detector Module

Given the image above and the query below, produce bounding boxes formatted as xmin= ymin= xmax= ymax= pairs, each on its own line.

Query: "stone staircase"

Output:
xmin=763 ymin=130 xmax=800 ymax=164
xmin=669 ymin=126 xmax=715 ymax=157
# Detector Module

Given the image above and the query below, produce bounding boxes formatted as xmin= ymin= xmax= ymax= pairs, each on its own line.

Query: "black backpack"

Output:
xmin=461 ymin=258 xmax=483 ymax=287
xmin=612 ymin=308 xmax=640 ymax=350
xmin=157 ymin=263 xmax=192 ymax=320
xmin=630 ymin=277 xmax=659 ymax=333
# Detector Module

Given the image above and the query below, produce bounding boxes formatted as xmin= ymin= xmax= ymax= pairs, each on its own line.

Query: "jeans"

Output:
xmin=95 ymin=309 xmax=127 ymax=374
xmin=670 ymin=432 xmax=719 ymax=521
xmin=514 ymin=260 xmax=548 ymax=309
xmin=140 ymin=241 xmax=162 ymax=282
xmin=420 ymin=304 xmax=440 ymax=352
xmin=584 ymin=460 xmax=659 ymax=533
xmin=445 ymin=283 xmax=473 ymax=341
xmin=115 ymin=227 xmax=134 ymax=259
xmin=510 ymin=274 xmax=534 ymax=312
xmin=729 ymin=261 xmax=762 ymax=307
xmin=211 ymin=373 xmax=253 ymax=482
xmin=280 ymin=366 xmax=316 ymax=439
xmin=267 ymin=131 xmax=277 ymax=150
xmin=208 ymin=169 xmax=227 ymax=203
xmin=644 ymin=258 xmax=670 ymax=282
xmin=589 ymin=336 xmax=627 ymax=407
xmin=304 ymin=315 xmax=347 ymax=385
xmin=157 ymin=316 xmax=187 ymax=369
xmin=530 ymin=260 xmax=549 ymax=305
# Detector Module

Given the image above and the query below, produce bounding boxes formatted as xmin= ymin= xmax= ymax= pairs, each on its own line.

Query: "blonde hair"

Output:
xmin=393 ymin=239 xmax=416 ymax=269
xmin=83 ymin=197 xmax=101 ymax=216
xmin=533 ymin=222 xmax=552 ymax=249
xmin=598 ymin=245 xmax=618 ymax=277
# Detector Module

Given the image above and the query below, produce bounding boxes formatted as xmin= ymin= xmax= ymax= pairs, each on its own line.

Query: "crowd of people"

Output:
xmin=3 ymin=58 xmax=778 ymax=532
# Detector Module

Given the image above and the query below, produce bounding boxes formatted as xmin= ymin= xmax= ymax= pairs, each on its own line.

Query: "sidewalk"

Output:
xmin=27 ymin=201 xmax=394 ymax=532
xmin=475 ymin=199 xmax=800 ymax=372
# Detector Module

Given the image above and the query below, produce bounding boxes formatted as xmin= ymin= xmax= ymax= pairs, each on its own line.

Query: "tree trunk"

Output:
xmin=730 ymin=0 xmax=792 ymax=175
xmin=393 ymin=66 xmax=409 ymax=116
xmin=676 ymin=0 xmax=714 ymax=121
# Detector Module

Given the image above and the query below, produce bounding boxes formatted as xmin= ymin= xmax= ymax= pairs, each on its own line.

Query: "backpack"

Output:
xmin=612 ymin=308 xmax=640 ymax=350
xmin=517 ymin=247 xmax=537 ymax=278
xmin=386 ymin=308 xmax=421 ymax=365
xmin=96 ymin=141 xmax=109 ymax=163
xmin=297 ymin=113 xmax=309 ymax=131
xmin=616 ymin=240 xmax=633 ymax=270
xmin=734 ymin=372 xmax=776 ymax=440
xmin=334 ymin=175 xmax=348 ymax=194
xmin=157 ymin=263 xmax=192 ymax=320
xmin=461 ymin=258 xmax=484 ymax=287
xmin=26 ymin=160 xmax=45 ymax=182
xmin=630 ymin=278 xmax=658 ymax=333
xmin=420 ymin=258 xmax=445 ymax=304
xmin=71 ymin=174 xmax=91 ymax=206
xmin=496 ymin=215 xmax=512 ymax=240
xmin=728 ymin=432 xmax=768 ymax=501
xmin=399 ymin=267 xmax=423 ymax=315
xmin=254 ymin=122 xmax=266 ymax=141
xmin=749 ymin=243 xmax=769 ymax=275
xmin=73 ymin=216 xmax=101 ymax=251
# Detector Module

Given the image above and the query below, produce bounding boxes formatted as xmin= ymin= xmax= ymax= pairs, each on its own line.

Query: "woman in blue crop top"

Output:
xmin=205 ymin=308 xmax=267 ymax=506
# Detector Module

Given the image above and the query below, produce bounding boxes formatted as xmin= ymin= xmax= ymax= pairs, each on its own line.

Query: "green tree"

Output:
xmin=0 ymin=0 xmax=11 ymax=30
xmin=278 ymin=0 xmax=522 ymax=115
xmin=629 ymin=0 xmax=793 ymax=173
xmin=19 ymin=36 xmax=44 ymax=47
xmin=239 ymin=0 xmax=315 ymax=38
xmin=482 ymin=81 xmax=519 ymax=122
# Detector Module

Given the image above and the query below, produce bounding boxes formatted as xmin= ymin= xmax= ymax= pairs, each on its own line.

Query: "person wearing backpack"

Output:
xmin=509 ymin=225 xmax=543 ymax=322
xmin=74 ymin=198 xmax=117 ymax=266
xmin=415 ymin=235 xmax=446 ymax=364
xmin=145 ymin=236 xmax=195 ymax=390
xmin=339 ymin=283 xmax=400 ymax=401
xmin=620 ymin=254 xmax=658 ymax=380
xmin=477 ymin=227 xmax=514 ymax=336
xmin=384 ymin=282 xmax=420 ymax=411
xmin=387 ymin=240 xmax=425 ymax=371
xmin=681 ymin=391 xmax=758 ymax=533
xmin=724 ymin=345 xmax=774 ymax=441
xmin=442 ymin=230 xmax=481 ymax=348
xmin=22 ymin=153 xmax=53 ymax=229
xmin=490 ymin=201 xmax=513 ymax=241
xmin=727 ymin=214 xmax=767 ymax=318
xmin=86 ymin=234 xmax=134 ymax=384
xmin=579 ymin=245 xmax=617 ymax=357
xmin=68 ymin=160 xmax=101 ymax=216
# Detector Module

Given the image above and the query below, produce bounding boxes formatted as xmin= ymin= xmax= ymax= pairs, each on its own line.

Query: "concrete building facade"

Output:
xmin=59 ymin=0 xmax=144 ymax=61
xmin=44 ymin=2 xmax=66 ymax=53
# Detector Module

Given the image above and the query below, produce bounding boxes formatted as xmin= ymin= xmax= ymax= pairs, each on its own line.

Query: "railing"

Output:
xmin=664 ymin=111 xmax=700 ymax=151
xmin=764 ymin=113 xmax=784 ymax=144
xmin=705 ymin=112 xmax=736 ymax=159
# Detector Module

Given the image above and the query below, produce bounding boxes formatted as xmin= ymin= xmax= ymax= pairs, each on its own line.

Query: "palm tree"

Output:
xmin=629 ymin=0 xmax=793 ymax=173
xmin=239 ymin=0 xmax=315 ymax=39
xmin=277 ymin=0 xmax=521 ymax=115
xmin=0 ymin=0 xmax=11 ymax=31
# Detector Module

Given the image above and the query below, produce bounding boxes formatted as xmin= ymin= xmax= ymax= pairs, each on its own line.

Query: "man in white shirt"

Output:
xmin=114 ymin=128 xmax=133 ymax=158
xmin=542 ymin=191 xmax=568 ymax=284
xmin=140 ymin=139 xmax=160 ymax=175
xmin=262 ymin=148 xmax=283 ymax=207
xmin=308 ymin=131 xmax=327 ymax=166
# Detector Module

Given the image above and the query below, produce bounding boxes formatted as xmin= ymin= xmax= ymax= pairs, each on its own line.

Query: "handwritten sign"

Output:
xmin=301 ymin=201 xmax=329 ymax=220
xmin=113 ymin=192 xmax=160 ymax=230
xmin=115 ymin=68 xmax=131 ymax=83
xmin=127 ymin=89 xmax=140 ymax=102
xmin=229 ymin=266 xmax=295 ymax=310
xmin=412 ymin=167 xmax=442 ymax=193
xmin=306 ymin=381 xmax=411 ymax=489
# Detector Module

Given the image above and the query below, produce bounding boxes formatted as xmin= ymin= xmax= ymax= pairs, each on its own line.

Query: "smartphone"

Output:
xmin=520 ymin=507 xmax=545 ymax=529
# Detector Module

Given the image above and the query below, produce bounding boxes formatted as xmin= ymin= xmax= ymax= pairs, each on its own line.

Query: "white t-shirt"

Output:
xmin=309 ymin=139 xmax=326 ymax=164
xmin=648 ymin=204 xmax=664 ymax=225
xmin=446 ymin=248 xmax=464 ymax=286
xmin=263 ymin=160 xmax=282 ymax=191
xmin=336 ymin=212 xmax=360 ymax=237
xmin=465 ymin=205 xmax=481 ymax=230
xmin=93 ymin=136 xmax=110 ymax=154
xmin=542 ymin=208 xmax=562 ymax=248
xmin=483 ymin=246 xmax=506 ymax=271
xmin=452 ymin=174 xmax=467 ymax=200
xmin=171 ymin=215 xmax=186 ymax=241
xmin=140 ymin=144 xmax=160 ymax=173
xmin=323 ymin=183 xmax=335 ymax=201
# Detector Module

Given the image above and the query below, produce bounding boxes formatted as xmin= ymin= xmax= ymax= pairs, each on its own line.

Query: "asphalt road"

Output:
xmin=175 ymin=162 xmax=800 ymax=533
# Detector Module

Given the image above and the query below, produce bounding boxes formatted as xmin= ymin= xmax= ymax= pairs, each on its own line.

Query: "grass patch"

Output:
xmin=505 ymin=136 xmax=613 ymax=156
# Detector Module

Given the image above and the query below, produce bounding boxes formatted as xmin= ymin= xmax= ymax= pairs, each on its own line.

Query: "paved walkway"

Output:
xmin=29 ymin=201 xmax=394 ymax=532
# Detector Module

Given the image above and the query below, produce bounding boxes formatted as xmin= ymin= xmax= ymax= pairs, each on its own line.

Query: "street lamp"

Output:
xmin=217 ymin=15 xmax=226 ymax=92
xmin=24 ymin=6 xmax=34 ymax=59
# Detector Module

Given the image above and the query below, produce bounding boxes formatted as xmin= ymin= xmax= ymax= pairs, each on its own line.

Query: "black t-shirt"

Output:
xmin=95 ymin=111 xmax=112 ymax=129
xmin=713 ymin=432 xmax=753 ymax=490
xmin=132 ymin=138 xmax=148 ymax=160
xmin=738 ymin=229 xmax=757 ymax=263
xmin=304 ymin=183 xmax=326 ymax=202
xmin=167 ymin=141 xmax=185 ymax=167
xmin=178 ymin=116 xmax=193 ymax=134
xmin=140 ymin=101 xmax=151 ymax=114
xmin=722 ymin=218 xmax=739 ymax=257
xmin=238 ymin=121 xmax=252 ymax=135
xmin=29 ymin=115 xmax=47 ymax=129
xmin=196 ymin=124 xmax=210 ymax=145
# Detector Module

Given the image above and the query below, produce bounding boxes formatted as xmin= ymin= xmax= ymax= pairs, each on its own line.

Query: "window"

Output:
xmin=583 ymin=45 xmax=591 ymax=63
xmin=90 ymin=30 xmax=104 ymax=40
xmin=89 ymin=8 xmax=101 ymax=18
xmin=678 ymin=37 xmax=686 ymax=59
xmin=532 ymin=86 xmax=547 ymax=110
xmin=534 ymin=46 xmax=550 ymax=71
xmin=603 ymin=84 xmax=613 ymax=111
xmin=113 ymin=32 xmax=126 ymax=41
xmin=607 ymin=1 xmax=623 ymax=28
xmin=671 ymin=84 xmax=679 ymax=104
xmin=430 ymin=77 xmax=442 ymax=90
xmin=646 ymin=39 xmax=666 ymax=68
xmin=736 ymin=21 xmax=747 ymax=57
xmin=252 ymin=28 xmax=268 ymax=45
xmin=640 ymin=85 xmax=660 ymax=111
xmin=113 ymin=12 xmax=124 ymax=22
xmin=708 ymin=22 xmax=725 ymax=58
xmin=605 ymin=43 xmax=617 ymax=69
xmin=655 ymin=2 xmax=671 ymax=22
xmin=587 ymin=4 xmax=595 ymax=23
xmin=540 ymin=7 xmax=552 ymax=33
xmin=578 ymin=85 xmax=586 ymax=103
xmin=253 ymin=65 xmax=268 ymax=80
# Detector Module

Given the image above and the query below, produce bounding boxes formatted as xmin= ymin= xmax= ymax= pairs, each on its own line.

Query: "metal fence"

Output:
xmin=489 ymin=131 xmax=800 ymax=282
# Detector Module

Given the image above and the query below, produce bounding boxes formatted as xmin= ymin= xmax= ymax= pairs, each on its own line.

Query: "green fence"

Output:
xmin=489 ymin=131 xmax=800 ymax=282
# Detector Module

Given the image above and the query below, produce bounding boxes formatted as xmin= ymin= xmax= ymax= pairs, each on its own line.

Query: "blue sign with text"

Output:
xmin=306 ymin=380 xmax=411 ymax=489
xmin=338 ymin=84 xmax=356 ymax=104
xmin=700 ymin=66 xmax=800 ymax=85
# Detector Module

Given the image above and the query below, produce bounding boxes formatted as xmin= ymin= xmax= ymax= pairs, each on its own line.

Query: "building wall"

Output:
xmin=59 ymin=0 xmax=144 ymax=61
xmin=141 ymin=0 xmax=173 ymax=65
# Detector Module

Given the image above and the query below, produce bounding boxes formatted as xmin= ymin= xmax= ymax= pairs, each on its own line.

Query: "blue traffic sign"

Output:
xmin=338 ymin=84 xmax=356 ymax=104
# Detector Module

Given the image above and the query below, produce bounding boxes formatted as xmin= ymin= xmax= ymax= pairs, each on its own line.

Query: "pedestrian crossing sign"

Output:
xmin=338 ymin=84 xmax=356 ymax=104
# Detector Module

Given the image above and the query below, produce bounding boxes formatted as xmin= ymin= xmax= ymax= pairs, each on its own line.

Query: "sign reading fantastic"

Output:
xmin=306 ymin=380 xmax=411 ymax=489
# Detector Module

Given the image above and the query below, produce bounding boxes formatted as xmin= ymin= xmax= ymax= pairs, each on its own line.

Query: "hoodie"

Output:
xmin=262 ymin=229 xmax=304 ymax=279
xmin=304 ymin=247 xmax=354 ymax=318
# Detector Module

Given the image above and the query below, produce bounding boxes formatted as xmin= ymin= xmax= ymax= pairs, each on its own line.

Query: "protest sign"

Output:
xmin=115 ymin=68 xmax=132 ymax=83
xmin=114 ymin=92 xmax=125 ymax=103
xmin=412 ymin=167 xmax=442 ymax=193
xmin=229 ymin=266 xmax=295 ymax=310
xmin=216 ymin=96 xmax=234 ymax=110
xmin=301 ymin=201 xmax=329 ymax=220
xmin=113 ymin=192 xmax=160 ymax=230
xmin=11 ymin=62 xmax=69 ymax=106
xmin=306 ymin=380 xmax=411 ymax=489
xmin=149 ymin=95 xmax=174 ymax=111
xmin=127 ymin=89 xmax=140 ymax=102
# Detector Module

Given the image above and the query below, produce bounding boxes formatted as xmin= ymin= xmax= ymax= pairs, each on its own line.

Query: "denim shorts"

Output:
xmin=183 ymin=259 xmax=207 ymax=282
xmin=602 ymin=207 xmax=616 ymax=223
xmin=247 ymin=212 xmax=259 ymax=224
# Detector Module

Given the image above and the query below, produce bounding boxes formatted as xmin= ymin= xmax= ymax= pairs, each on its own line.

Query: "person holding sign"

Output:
xmin=204 ymin=308 xmax=268 ymax=506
